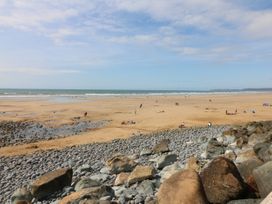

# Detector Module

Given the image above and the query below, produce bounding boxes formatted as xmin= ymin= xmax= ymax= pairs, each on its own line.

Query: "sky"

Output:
xmin=0 ymin=0 xmax=272 ymax=90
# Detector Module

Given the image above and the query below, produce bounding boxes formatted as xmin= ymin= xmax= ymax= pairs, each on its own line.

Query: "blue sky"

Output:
xmin=0 ymin=0 xmax=271 ymax=90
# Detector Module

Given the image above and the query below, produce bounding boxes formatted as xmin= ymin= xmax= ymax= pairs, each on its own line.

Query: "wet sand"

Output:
xmin=0 ymin=93 xmax=272 ymax=156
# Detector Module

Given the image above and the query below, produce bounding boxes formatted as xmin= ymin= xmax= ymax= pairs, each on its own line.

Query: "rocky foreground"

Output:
xmin=2 ymin=121 xmax=272 ymax=204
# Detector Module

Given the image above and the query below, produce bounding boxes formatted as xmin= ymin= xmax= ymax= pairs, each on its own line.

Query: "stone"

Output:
xmin=225 ymin=149 xmax=237 ymax=161
xmin=140 ymin=148 xmax=152 ymax=156
xmin=185 ymin=156 xmax=201 ymax=172
xmin=200 ymin=157 xmax=247 ymax=204
xmin=227 ymin=199 xmax=263 ymax=204
xmin=76 ymin=164 xmax=93 ymax=173
xmin=237 ymin=159 xmax=264 ymax=193
xmin=253 ymin=161 xmax=272 ymax=198
xmin=31 ymin=168 xmax=73 ymax=200
xmin=75 ymin=178 xmax=101 ymax=191
xmin=152 ymin=139 xmax=170 ymax=154
xmin=159 ymin=162 xmax=183 ymax=183
xmin=100 ymin=167 xmax=110 ymax=174
xmin=59 ymin=186 xmax=114 ymax=204
xmin=157 ymin=169 xmax=208 ymax=204
xmin=127 ymin=165 xmax=155 ymax=185
xmin=136 ymin=180 xmax=154 ymax=196
xmin=114 ymin=172 xmax=130 ymax=186
xmin=206 ymin=138 xmax=226 ymax=159
xmin=90 ymin=174 xmax=110 ymax=183
xmin=78 ymin=200 xmax=111 ymax=204
xmin=106 ymin=155 xmax=137 ymax=174
xmin=156 ymin=154 xmax=177 ymax=169
xmin=236 ymin=149 xmax=258 ymax=164
xmin=253 ymin=143 xmax=272 ymax=162
xmin=261 ymin=192 xmax=272 ymax=204
xmin=112 ymin=186 xmax=126 ymax=198
xmin=11 ymin=187 xmax=33 ymax=204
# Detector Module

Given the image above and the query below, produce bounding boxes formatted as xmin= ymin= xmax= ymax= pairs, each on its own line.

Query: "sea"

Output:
xmin=0 ymin=88 xmax=271 ymax=101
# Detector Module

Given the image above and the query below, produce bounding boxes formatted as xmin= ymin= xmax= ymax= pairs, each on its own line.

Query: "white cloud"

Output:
xmin=0 ymin=0 xmax=271 ymax=61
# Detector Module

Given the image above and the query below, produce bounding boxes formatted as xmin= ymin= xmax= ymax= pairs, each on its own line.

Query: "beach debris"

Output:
xmin=263 ymin=103 xmax=271 ymax=107
xmin=208 ymin=122 xmax=212 ymax=127
xmin=226 ymin=109 xmax=238 ymax=115
xmin=84 ymin=112 xmax=88 ymax=117
xmin=121 ymin=120 xmax=136 ymax=125
xmin=139 ymin=104 xmax=143 ymax=108
xmin=209 ymin=99 xmax=212 ymax=102
xmin=157 ymin=110 xmax=165 ymax=113
xmin=179 ymin=123 xmax=185 ymax=128
xmin=175 ymin=102 xmax=179 ymax=106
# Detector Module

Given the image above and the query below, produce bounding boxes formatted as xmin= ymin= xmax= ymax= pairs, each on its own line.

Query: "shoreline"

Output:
xmin=0 ymin=92 xmax=271 ymax=156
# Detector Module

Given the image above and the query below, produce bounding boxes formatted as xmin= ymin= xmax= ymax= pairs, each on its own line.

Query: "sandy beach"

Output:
xmin=0 ymin=93 xmax=272 ymax=156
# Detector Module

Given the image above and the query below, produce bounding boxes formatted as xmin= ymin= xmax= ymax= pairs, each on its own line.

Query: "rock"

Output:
xmin=30 ymin=168 xmax=73 ymax=200
xmin=11 ymin=187 xmax=32 ymax=204
xmin=200 ymin=157 xmax=247 ymax=204
xmin=59 ymin=186 xmax=114 ymax=204
xmin=90 ymin=174 xmax=110 ymax=183
xmin=253 ymin=143 xmax=272 ymax=162
xmin=100 ymin=167 xmax=110 ymax=174
xmin=236 ymin=149 xmax=259 ymax=164
xmin=140 ymin=148 xmax=152 ymax=156
xmin=225 ymin=149 xmax=237 ymax=161
xmin=159 ymin=162 xmax=183 ymax=183
xmin=206 ymin=138 xmax=226 ymax=159
xmin=157 ymin=169 xmax=208 ymax=204
xmin=114 ymin=172 xmax=130 ymax=186
xmin=75 ymin=178 xmax=101 ymax=191
xmin=185 ymin=156 xmax=201 ymax=172
xmin=237 ymin=159 xmax=264 ymax=193
xmin=261 ymin=191 xmax=272 ymax=204
xmin=106 ymin=155 xmax=137 ymax=174
xmin=76 ymin=164 xmax=93 ymax=173
xmin=127 ymin=165 xmax=155 ymax=185
xmin=152 ymin=139 xmax=170 ymax=154
xmin=112 ymin=186 xmax=126 ymax=198
xmin=253 ymin=161 xmax=272 ymax=197
xmin=136 ymin=180 xmax=154 ymax=196
xmin=156 ymin=154 xmax=177 ymax=170
xmin=227 ymin=199 xmax=263 ymax=204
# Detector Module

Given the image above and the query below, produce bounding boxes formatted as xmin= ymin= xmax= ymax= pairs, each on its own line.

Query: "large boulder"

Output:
xmin=253 ymin=161 xmax=272 ymax=198
xmin=253 ymin=143 xmax=272 ymax=162
xmin=11 ymin=187 xmax=33 ymax=204
xmin=152 ymin=139 xmax=170 ymax=154
xmin=106 ymin=155 xmax=137 ymax=174
xmin=227 ymin=199 xmax=263 ymax=204
xmin=237 ymin=159 xmax=264 ymax=194
xmin=127 ymin=165 xmax=155 ymax=185
xmin=157 ymin=169 xmax=208 ymax=204
xmin=200 ymin=157 xmax=247 ymax=204
xmin=30 ymin=168 xmax=73 ymax=200
xmin=59 ymin=186 xmax=114 ymax=204
xmin=261 ymin=191 xmax=272 ymax=204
